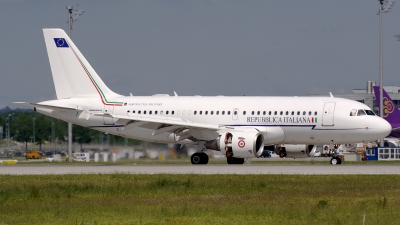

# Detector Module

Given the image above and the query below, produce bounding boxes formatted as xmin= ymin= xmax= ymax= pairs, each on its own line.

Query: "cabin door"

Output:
xmin=322 ymin=102 xmax=335 ymax=126
xmin=103 ymin=104 xmax=115 ymax=125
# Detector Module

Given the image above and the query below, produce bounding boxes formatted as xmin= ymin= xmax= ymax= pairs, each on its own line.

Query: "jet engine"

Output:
xmin=205 ymin=131 xmax=264 ymax=158
xmin=273 ymin=144 xmax=316 ymax=158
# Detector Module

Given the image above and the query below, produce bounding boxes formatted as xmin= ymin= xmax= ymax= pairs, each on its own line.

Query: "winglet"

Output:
xmin=329 ymin=92 xmax=334 ymax=98
xmin=174 ymin=91 xmax=178 ymax=97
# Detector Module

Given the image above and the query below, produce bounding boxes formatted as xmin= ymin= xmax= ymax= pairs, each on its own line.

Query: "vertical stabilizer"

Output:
xmin=43 ymin=28 xmax=122 ymax=101
xmin=373 ymin=86 xmax=400 ymax=128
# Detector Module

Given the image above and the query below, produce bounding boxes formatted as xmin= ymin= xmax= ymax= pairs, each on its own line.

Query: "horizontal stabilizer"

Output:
xmin=14 ymin=102 xmax=81 ymax=112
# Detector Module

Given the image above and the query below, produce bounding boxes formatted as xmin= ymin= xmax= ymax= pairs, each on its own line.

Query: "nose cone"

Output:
xmin=377 ymin=117 xmax=392 ymax=137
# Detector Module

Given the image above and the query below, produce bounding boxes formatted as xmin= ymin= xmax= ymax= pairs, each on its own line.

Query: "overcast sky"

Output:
xmin=1 ymin=1 xmax=400 ymax=109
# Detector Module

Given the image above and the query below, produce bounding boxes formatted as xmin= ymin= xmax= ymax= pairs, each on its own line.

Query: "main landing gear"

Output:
xmin=191 ymin=152 xmax=209 ymax=164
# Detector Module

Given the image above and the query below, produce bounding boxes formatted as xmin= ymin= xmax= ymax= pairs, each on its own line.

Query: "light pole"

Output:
xmin=33 ymin=118 xmax=36 ymax=144
xmin=66 ymin=5 xmax=84 ymax=38
xmin=6 ymin=113 xmax=14 ymax=149
xmin=6 ymin=117 xmax=9 ymax=149
xmin=378 ymin=0 xmax=394 ymax=147
xmin=66 ymin=4 xmax=84 ymax=162
xmin=51 ymin=122 xmax=55 ymax=155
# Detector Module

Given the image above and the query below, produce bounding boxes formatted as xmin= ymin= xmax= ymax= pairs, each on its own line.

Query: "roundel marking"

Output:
xmin=238 ymin=140 xmax=245 ymax=148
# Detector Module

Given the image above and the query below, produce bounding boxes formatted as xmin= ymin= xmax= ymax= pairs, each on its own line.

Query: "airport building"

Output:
xmin=310 ymin=81 xmax=400 ymax=116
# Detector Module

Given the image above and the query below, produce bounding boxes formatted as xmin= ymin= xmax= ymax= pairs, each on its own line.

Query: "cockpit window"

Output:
xmin=350 ymin=109 xmax=357 ymax=116
xmin=357 ymin=109 xmax=366 ymax=116
xmin=365 ymin=110 xmax=376 ymax=116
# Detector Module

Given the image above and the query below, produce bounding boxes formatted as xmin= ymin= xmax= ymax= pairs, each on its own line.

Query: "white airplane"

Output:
xmin=15 ymin=28 xmax=392 ymax=165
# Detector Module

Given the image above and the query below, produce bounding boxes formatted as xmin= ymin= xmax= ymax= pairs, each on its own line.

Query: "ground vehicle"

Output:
xmin=25 ymin=149 xmax=41 ymax=159
xmin=45 ymin=156 xmax=54 ymax=162
xmin=260 ymin=150 xmax=271 ymax=158
xmin=313 ymin=150 xmax=321 ymax=157
xmin=73 ymin=153 xmax=90 ymax=162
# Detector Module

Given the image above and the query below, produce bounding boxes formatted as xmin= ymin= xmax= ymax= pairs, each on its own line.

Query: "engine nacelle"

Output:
xmin=273 ymin=144 xmax=316 ymax=158
xmin=206 ymin=131 xmax=264 ymax=158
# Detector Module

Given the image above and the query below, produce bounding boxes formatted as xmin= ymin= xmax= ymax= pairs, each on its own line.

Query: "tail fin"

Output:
xmin=373 ymin=86 xmax=400 ymax=127
xmin=43 ymin=28 xmax=122 ymax=101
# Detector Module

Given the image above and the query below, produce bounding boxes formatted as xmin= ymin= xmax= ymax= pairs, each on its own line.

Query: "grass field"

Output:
xmin=0 ymin=174 xmax=399 ymax=224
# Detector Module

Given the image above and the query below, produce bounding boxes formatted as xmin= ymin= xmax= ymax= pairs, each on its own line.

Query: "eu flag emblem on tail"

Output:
xmin=54 ymin=38 xmax=69 ymax=47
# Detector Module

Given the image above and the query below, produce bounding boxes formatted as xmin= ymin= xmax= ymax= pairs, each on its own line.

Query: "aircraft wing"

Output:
xmin=14 ymin=102 xmax=82 ymax=112
xmin=110 ymin=114 xmax=221 ymax=135
xmin=87 ymin=113 xmax=222 ymax=136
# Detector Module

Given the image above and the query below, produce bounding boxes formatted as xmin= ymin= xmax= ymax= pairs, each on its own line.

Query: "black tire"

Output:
xmin=227 ymin=157 xmax=245 ymax=164
xmin=191 ymin=153 xmax=202 ymax=165
xmin=200 ymin=153 xmax=209 ymax=164
xmin=337 ymin=157 xmax=342 ymax=164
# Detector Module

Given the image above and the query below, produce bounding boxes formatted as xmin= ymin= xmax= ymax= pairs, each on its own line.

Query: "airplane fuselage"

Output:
xmin=36 ymin=95 xmax=389 ymax=145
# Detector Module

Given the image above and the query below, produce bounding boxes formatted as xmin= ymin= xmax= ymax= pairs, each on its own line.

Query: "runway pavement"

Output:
xmin=1 ymin=164 xmax=399 ymax=175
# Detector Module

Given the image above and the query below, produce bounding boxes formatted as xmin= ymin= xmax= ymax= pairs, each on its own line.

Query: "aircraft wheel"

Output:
xmin=330 ymin=157 xmax=341 ymax=165
xmin=236 ymin=158 xmax=245 ymax=164
xmin=200 ymin=153 xmax=209 ymax=164
xmin=227 ymin=157 xmax=245 ymax=164
xmin=191 ymin=153 xmax=202 ymax=165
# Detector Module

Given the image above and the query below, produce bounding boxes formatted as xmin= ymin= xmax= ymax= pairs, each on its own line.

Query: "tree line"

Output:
xmin=0 ymin=108 xmax=141 ymax=150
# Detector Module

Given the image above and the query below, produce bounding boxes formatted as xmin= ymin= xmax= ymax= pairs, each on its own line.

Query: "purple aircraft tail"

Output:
xmin=373 ymin=86 xmax=400 ymax=131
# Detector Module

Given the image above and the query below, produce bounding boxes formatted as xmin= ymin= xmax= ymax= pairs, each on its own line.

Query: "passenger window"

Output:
xmin=280 ymin=111 xmax=283 ymax=115
xmin=357 ymin=109 xmax=366 ymax=116
xmin=172 ymin=111 xmax=175 ymax=115
xmin=350 ymin=109 xmax=357 ymax=116
xmin=194 ymin=111 xmax=197 ymax=115
xmin=166 ymin=111 xmax=169 ymax=115
xmin=314 ymin=111 xmax=317 ymax=115
xmin=200 ymin=111 xmax=203 ymax=115
xmin=217 ymin=111 xmax=219 ymax=115
xmin=303 ymin=111 xmax=306 ymax=115
xmin=243 ymin=111 xmax=246 ymax=115
xmin=155 ymin=111 xmax=158 ymax=115
xmin=297 ymin=111 xmax=300 ymax=115
xmin=133 ymin=110 xmax=135 ymax=113
xmin=291 ymin=111 xmax=294 ymax=115
xmin=257 ymin=111 xmax=260 ymax=115
xmin=274 ymin=111 xmax=277 ymax=115
xmin=263 ymin=111 xmax=266 ymax=115
xmin=149 ymin=111 xmax=152 ymax=115
xmin=160 ymin=111 xmax=163 ymax=115
xmin=138 ymin=110 xmax=141 ymax=114
xmin=308 ymin=111 xmax=311 ymax=115
xmin=269 ymin=111 xmax=272 ymax=115
xmin=205 ymin=111 xmax=208 ymax=115
xmin=234 ymin=111 xmax=237 ymax=115
xmin=285 ymin=111 xmax=288 ymax=115
xmin=127 ymin=110 xmax=130 ymax=113
xmin=228 ymin=111 xmax=231 ymax=115
xmin=211 ymin=111 xmax=214 ymax=115
xmin=222 ymin=111 xmax=225 ymax=115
